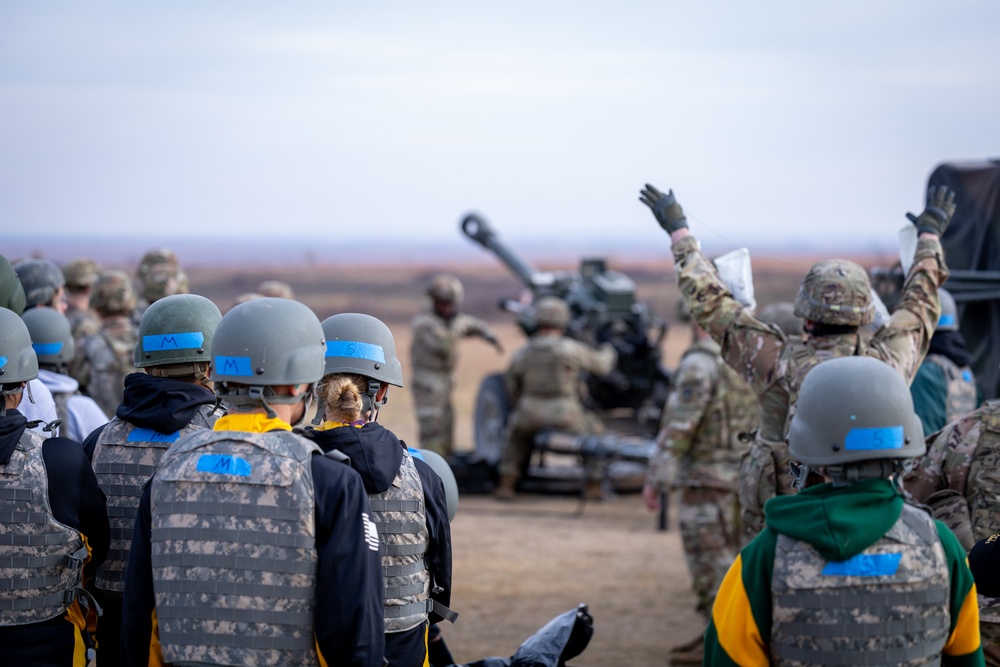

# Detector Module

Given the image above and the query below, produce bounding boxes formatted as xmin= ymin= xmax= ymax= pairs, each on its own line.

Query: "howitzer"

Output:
xmin=461 ymin=212 xmax=672 ymax=494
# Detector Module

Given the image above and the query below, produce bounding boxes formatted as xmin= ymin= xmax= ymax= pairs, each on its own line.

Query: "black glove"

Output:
xmin=483 ymin=332 xmax=503 ymax=353
xmin=639 ymin=183 xmax=688 ymax=233
xmin=906 ymin=184 xmax=956 ymax=236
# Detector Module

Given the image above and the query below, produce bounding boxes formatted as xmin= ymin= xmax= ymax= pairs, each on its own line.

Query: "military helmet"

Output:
xmin=135 ymin=294 xmax=222 ymax=368
xmin=535 ymin=296 xmax=570 ymax=329
xmin=427 ymin=273 xmax=464 ymax=305
xmin=91 ymin=270 xmax=138 ymax=316
xmin=211 ymin=297 xmax=326 ymax=388
xmin=411 ymin=448 xmax=459 ymax=521
xmin=137 ymin=247 xmax=188 ymax=303
xmin=0 ymin=308 xmax=39 ymax=384
xmin=937 ymin=288 xmax=958 ymax=332
xmin=0 ymin=256 xmax=26 ymax=315
xmin=320 ymin=313 xmax=404 ymax=387
xmin=758 ymin=301 xmax=804 ymax=336
xmin=61 ymin=258 xmax=101 ymax=289
xmin=793 ymin=259 xmax=874 ymax=326
xmin=787 ymin=356 xmax=924 ymax=469
xmin=14 ymin=258 xmax=65 ymax=309
xmin=21 ymin=308 xmax=75 ymax=367
xmin=257 ymin=280 xmax=295 ymax=300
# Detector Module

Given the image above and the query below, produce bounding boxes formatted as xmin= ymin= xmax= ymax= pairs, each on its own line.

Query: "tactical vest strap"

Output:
xmin=153 ymin=526 xmax=314 ymax=549
xmin=155 ymin=500 xmax=302 ymax=522
xmin=380 ymin=542 xmax=426 ymax=557
xmin=163 ymin=628 xmax=315 ymax=651
xmin=369 ymin=498 xmax=421 ymax=512
xmin=779 ymin=612 xmax=947 ymax=638
xmin=154 ymin=551 xmax=316 ymax=575
xmin=0 ymin=532 xmax=68 ymax=547
xmin=375 ymin=520 xmax=423 ymax=535
xmin=384 ymin=599 xmax=434 ymax=619
xmin=157 ymin=604 xmax=313 ymax=625
xmin=382 ymin=560 xmax=427 ymax=577
xmin=779 ymin=587 xmax=948 ymax=609
xmin=0 ymin=574 xmax=63 ymax=589
xmin=0 ymin=488 xmax=33 ymax=501
xmin=0 ymin=589 xmax=70 ymax=612
xmin=93 ymin=462 xmax=159 ymax=477
xmin=384 ymin=581 xmax=427 ymax=598
xmin=431 ymin=599 xmax=459 ymax=623
xmin=155 ymin=578 xmax=315 ymax=600
xmin=773 ymin=637 xmax=943 ymax=665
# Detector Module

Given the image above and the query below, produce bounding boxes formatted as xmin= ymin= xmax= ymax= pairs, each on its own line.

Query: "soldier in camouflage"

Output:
xmin=641 ymin=316 xmax=759 ymax=665
xmin=706 ymin=356 xmax=984 ymax=666
xmin=80 ymin=293 xmax=223 ymax=667
xmin=60 ymin=257 xmax=102 ymax=341
xmin=0 ymin=307 xmax=110 ymax=665
xmin=305 ymin=313 xmax=456 ymax=667
xmin=497 ymin=296 xmax=617 ymax=500
xmin=72 ymin=270 xmax=140 ymax=418
xmin=121 ymin=297 xmax=384 ymax=667
xmin=410 ymin=273 xmax=503 ymax=457
xmin=910 ymin=287 xmax=980 ymax=435
xmin=14 ymin=257 xmax=67 ymax=314
xmin=133 ymin=247 xmax=189 ymax=325
xmin=640 ymin=182 xmax=951 ymax=540
xmin=904 ymin=396 xmax=1000 ymax=665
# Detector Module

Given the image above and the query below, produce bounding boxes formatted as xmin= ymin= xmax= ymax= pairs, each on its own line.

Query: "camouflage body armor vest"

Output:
xmin=92 ymin=406 xmax=218 ymax=593
xmin=519 ymin=336 xmax=583 ymax=399
xmin=925 ymin=354 xmax=978 ymax=424
xmin=0 ymin=430 xmax=89 ymax=626
xmin=771 ymin=504 xmax=950 ymax=666
xmin=371 ymin=449 xmax=431 ymax=632
xmin=683 ymin=341 xmax=758 ymax=467
xmin=968 ymin=407 xmax=1000 ymax=623
xmin=151 ymin=429 xmax=322 ymax=666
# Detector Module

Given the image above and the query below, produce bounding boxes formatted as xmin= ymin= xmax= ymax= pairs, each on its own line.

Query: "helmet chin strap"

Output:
xmin=362 ymin=379 xmax=385 ymax=423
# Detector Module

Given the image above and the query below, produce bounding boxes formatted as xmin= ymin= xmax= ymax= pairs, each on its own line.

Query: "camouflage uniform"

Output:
xmin=133 ymin=247 xmax=189 ymax=325
xmin=647 ymin=337 xmax=759 ymax=615
xmin=672 ymin=234 xmax=946 ymax=538
xmin=905 ymin=399 xmax=1000 ymax=665
xmin=410 ymin=308 xmax=498 ymax=456
xmin=61 ymin=257 xmax=101 ymax=341
xmin=500 ymin=333 xmax=617 ymax=481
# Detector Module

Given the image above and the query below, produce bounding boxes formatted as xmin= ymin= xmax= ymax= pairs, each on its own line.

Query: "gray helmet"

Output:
xmin=14 ymin=258 xmax=65 ymax=309
xmin=91 ymin=270 xmax=138 ymax=316
xmin=61 ymin=258 xmax=101 ymax=289
xmin=212 ymin=297 xmax=325 ymax=393
xmin=937 ymin=288 xmax=958 ymax=332
xmin=135 ymin=294 xmax=222 ymax=368
xmin=758 ymin=301 xmax=804 ymax=336
xmin=788 ymin=356 xmax=924 ymax=483
xmin=0 ymin=307 xmax=39 ymax=384
xmin=427 ymin=273 xmax=464 ymax=305
xmin=793 ymin=259 xmax=873 ymax=326
xmin=1 ymin=256 xmax=26 ymax=315
xmin=535 ymin=296 xmax=570 ymax=329
xmin=21 ymin=308 xmax=75 ymax=367
xmin=320 ymin=313 xmax=403 ymax=387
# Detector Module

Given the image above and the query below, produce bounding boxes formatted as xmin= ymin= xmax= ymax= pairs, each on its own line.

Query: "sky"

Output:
xmin=2 ymin=1 xmax=999 ymax=264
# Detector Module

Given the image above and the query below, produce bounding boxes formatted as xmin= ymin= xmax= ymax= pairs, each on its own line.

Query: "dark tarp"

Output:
xmin=930 ymin=159 xmax=1000 ymax=400
xmin=461 ymin=604 xmax=594 ymax=667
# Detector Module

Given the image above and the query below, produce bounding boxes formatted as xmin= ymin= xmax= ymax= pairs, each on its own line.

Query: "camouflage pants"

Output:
xmin=737 ymin=439 xmax=795 ymax=545
xmin=500 ymin=404 xmax=604 ymax=481
xmin=411 ymin=370 xmax=454 ymax=457
xmin=678 ymin=486 xmax=741 ymax=617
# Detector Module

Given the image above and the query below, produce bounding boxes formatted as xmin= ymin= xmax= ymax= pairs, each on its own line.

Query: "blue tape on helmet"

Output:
xmin=215 ymin=355 xmax=253 ymax=376
xmin=325 ymin=340 xmax=386 ymax=363
xmin=144 ymin=331 xmax=205 ymax=351
xmin=127 ymin=427 xmax=180 ymax=443
xmin=844 ymin=425 xmax=904 ymax=451
xmin=196 ymin=453 xmax=252 ymax=476
xmin=32 ymin=342 xmax=63 ymax=356
xmin=822 ymin=553 xmax=901 ymax=577
xmin=408 ymin=447 xmax=424 ymax=460
xmin=938 ymin=314 xmax=956 ymax=328
xmin=0 ymin=357 xmax=8 ymax=369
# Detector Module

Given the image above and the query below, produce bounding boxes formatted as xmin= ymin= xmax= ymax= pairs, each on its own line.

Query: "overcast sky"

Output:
xmin=3 ymin=1 xmax=998 ymax=262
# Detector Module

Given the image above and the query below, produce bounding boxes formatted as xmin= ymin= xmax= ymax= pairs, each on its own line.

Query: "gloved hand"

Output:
xmin=639 ymin=183 xmax=688 ymax=233
xmin=906 ymin=185 xmax=956 ymax=236
xmin=484 ymin=333 xmax=504 ymax=354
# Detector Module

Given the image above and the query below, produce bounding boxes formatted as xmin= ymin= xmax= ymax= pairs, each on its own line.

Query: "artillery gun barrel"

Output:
xmin=461 ymin=213 xmax=538 ymax=287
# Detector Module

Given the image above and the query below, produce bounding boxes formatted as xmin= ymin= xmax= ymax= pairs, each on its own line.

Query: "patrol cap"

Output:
xmin=0 ymin=307 xmax=39 ymax=384
xmin=135 ymin=294 xmax=222 ymax=368
xmin=14 ymin=258 xmax=65 ymax=309
xmin=793 ymin=259 xmax=874 ymax=326
xmin=937 ymin=288 xmax=958 ymax=332
xmin=21 ymin=307 xmax=75 ymax=366
xmin=0 ymin=256 xmax=26 ymax=315
xmin=320 ymin=313 xmax=403 ymax=387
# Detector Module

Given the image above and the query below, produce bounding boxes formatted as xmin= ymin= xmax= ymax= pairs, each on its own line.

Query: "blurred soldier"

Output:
xmin=910 ymin=287 xmax=979 ymax=435
xmin=410 ymin=273 xmax=503 ymax=457
xmin=61 ymin=257 xmax=102 ymax=341
xmin=21 ymin=308 xmax=108 ymax=441
xmin=640 ymin=183 xmax=951 ymax=539
xmin=706 ymin=356 xmax=984 ymax=666
xmin=757 ymin=301 xmax=803 ymax=338
xmin=905 ymin=398 xmax=1000 ymax=663
xmin=0 ymin=307 xmax=110 ymax=665
xmin=305 ymin=313 xmax=455 ymax=667
xmin=641 ymin=315 xmax=758 ymax=665
xmin=121 ymin=297 xmax=384 ymax=666
xmin=73 ymin=270 xmax=140 ymax=418
xmin=134 ymin=247 xmax=189 ymax=324
xmin=14 ymin=257 xmax=67 ymax=314
xmin=258 ymin=279 xmax=295 ymax=299
xmin=81 ymin=293 xmax=223 ymax=667
xmin=497 ymin=296 xmax=617 ymax=500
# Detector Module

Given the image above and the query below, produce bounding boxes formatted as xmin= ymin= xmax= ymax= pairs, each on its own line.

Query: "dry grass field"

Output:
xmin=178 ymin=252 xmax=865 ymax=666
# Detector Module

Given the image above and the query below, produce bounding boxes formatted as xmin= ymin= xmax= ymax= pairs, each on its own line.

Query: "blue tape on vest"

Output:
xmin=844 ymin=425 xmax=904 ymax=451
xmin=408 ymin=447 xmax=424 ymax=461
xmin=215 ymin=355 xmax=253 ymax=376
xmin=963 ymin=369 xmax=974 ymax=382
xmin=127 ymin=427 xmax=180 ymax=443
xmin=0 ymin=356 xmax=6 ymax=369
xmin=822 ymin=553 xmax=901 ymax=577
xmin=196 ymin=454 xmax=252 ymax=477
xmin=32 ymin=342 xmax=63 ymax=356
xmin=143 ymin=332 xmax=205 ymax=351
xmin=325 ymin=340 xmax=386 ymax=363
xmin=938 ymin=314 xmax=956 ymax=328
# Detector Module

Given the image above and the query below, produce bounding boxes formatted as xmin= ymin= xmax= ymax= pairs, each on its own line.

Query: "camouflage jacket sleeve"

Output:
xmin=570 ymin=339 xmax=617 ymax=377
xmin=870 ymin=236 xmax=949 ymax=382
xmin=904 ymin=407 xmax=982 ymax=502
xmin=672 ymin=235 xmax=785 ymax=397
xmin=651 ymin=348 xmax=717 ymax=483
xmin=505 ymin=348 xmax=527 ymax=404
xmin=453 ymin=312 xmax=496 ymax=341
xmin=411 ymin=313 xmax=454 ymax=365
